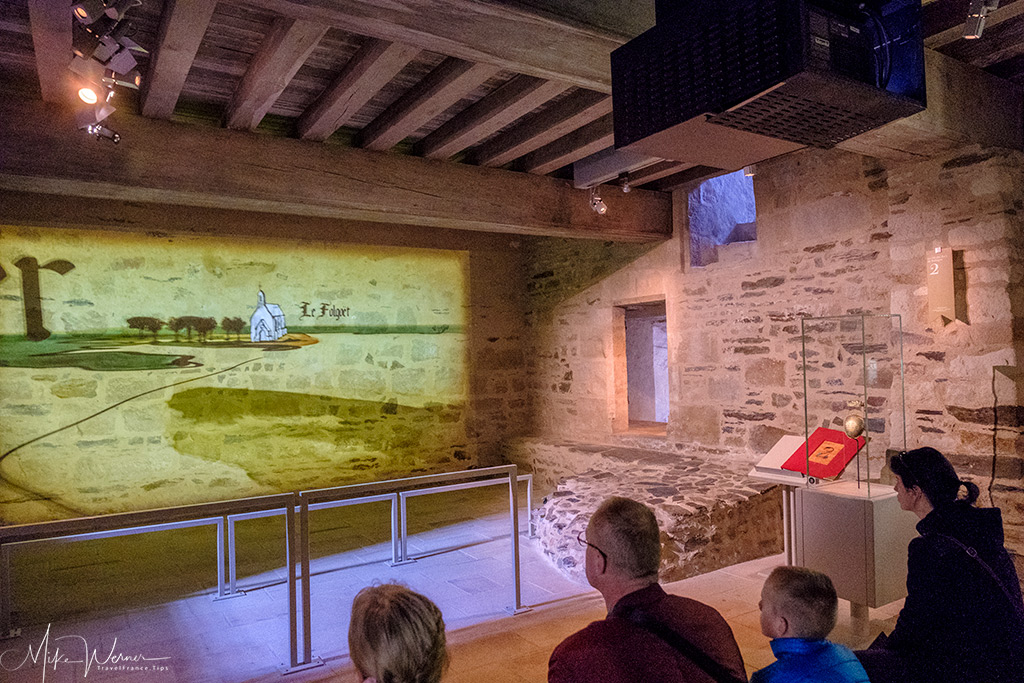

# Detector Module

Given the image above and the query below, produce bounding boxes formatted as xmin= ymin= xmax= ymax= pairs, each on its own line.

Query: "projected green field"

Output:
xmin=0 ymin=226 xmax=468 ymax=525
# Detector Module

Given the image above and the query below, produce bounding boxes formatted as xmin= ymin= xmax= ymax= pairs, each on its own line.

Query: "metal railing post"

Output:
xmin=216 ymin=516 xmax=226 ymax=598
xmin=507 ymin=466 xmax=526 ymax=614
xmin=389 ymin=493 xmax=400 ymax=565
xmin=300 ymin=495 xmax=312 ymax=666
xmin=400 ymin=492 xmax=410 ymax=563
xmin=228 ymin=516 xmax=238 ymax=594
xmin=0 ymin=544 xmax=16 ymax=638
xmin=285 ymin=496 xmax=298 ymax=671
xmin=525 ymin=474 xmax=537 ymax=538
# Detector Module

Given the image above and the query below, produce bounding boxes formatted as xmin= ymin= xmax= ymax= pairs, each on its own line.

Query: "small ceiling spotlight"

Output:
xmin=78 ymin=86 xmax=99 ymax=104
xmin=72 ymin=0 xmax=108 ymax=25
xmin=87 ymin=123 xmax=120 ymax=144
xmin=589 ymin=186 xmax=608 ymax=215
xmin=104 ymin=0 xmax=138 ymax=21
xmin=618 ymin=172 xmax=631 ymax=193
xmin=107 ymin=68 xmax=142 ymax=89
xmin=965 ymin=0 xmax=1000 ymax=39
xmin=69 ymin=0 xmax=147 ymax=143
xmin=743 ymin=164 xmax=757 ymax=177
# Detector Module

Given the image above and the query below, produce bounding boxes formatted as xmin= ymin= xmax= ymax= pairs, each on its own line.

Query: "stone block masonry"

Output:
xmin=528 ymin=440 xmax=782 ymax=583
xmin=519 ymin=145 xmax=1024 ymax=587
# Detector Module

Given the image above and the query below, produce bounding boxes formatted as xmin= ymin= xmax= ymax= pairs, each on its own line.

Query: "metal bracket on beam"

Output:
xmin=573 ymin=147 xmax=662 ymax=189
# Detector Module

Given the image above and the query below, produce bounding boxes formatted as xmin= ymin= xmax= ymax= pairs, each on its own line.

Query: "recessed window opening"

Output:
xmin=623 ymin=300 xmax=669 ymax=430
xmin=688 ymin=169 xmax=757 ymax=267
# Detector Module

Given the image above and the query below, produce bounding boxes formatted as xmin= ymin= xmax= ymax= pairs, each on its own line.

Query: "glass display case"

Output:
xmin=799 ymin=313 xmax=908 ymax=496
xmin=793 ymin=314 xmax=917 ymax=614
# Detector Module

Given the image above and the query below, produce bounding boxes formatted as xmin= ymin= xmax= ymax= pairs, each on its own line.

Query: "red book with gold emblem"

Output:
xmin=780 ymin=427 xmax=865 ymax=480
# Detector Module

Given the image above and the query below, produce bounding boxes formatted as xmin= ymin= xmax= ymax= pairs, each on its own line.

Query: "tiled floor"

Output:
xmin=1 ymin=489 xmax=902 ymax=682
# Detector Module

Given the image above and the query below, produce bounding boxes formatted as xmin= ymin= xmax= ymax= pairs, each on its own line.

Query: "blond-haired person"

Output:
xmin=348 ymin=584 xmax=449 ymax=683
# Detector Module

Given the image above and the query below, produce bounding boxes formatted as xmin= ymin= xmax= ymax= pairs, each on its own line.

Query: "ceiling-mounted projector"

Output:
xmin=611 ymin=0 xmax=926 ymax=173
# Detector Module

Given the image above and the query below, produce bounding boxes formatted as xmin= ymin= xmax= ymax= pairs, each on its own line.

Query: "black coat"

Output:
xmin=887 ymin=501 xmax=1024 ymax=682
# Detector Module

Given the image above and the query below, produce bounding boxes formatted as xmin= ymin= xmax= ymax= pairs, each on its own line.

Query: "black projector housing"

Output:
xmin=611 ymin=0 xmax=926 ymax=168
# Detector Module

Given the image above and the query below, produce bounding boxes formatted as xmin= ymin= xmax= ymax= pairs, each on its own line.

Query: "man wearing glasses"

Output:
xmin=549 ymin=496 xmax=748 ymax=683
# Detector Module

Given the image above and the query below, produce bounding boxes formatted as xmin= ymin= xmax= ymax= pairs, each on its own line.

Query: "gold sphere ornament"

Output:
xmin=844 ymin=414 xmax=866 ymax=438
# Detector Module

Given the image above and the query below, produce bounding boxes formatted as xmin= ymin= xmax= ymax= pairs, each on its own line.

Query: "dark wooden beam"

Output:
xmin=358 ymin=58 xmax=499 ymax=151
xmin=298 ymin=38 xmax=420 ymax=141
xmin=988 ymin=50 xmax=1024 ymax=79
xmin=0 ymin=190 xmax=522 ymax=253
xmin=644 ymin=165 xmax=723 ymax=192
xmin=472 ymin=90 xmax=611 ymax=167
xmin=140 ymin=0 xmax=219 ymax=119
xmin=516 ymin=113 xmax=613 ymax=175
xmin=629 ymin=161 xmax=692 ymax=187
xmin=927 ymin=1 xmax=1024 ymax=49
xmin=939 ymin=9 xmax=1024 ymax=67
xmin=415 ymin=76 xmax=569 ymax=159
xmin=224 ymin=16 xmax=328 ymax=130
xmin=243 ymin=0 xmax=625 ymax=92
xmin=0 ymin=97 xmax=671 ymax=242
xmin=924 ymin=0 xmax=1022 ymax=45
xmin=27 ymin=0 xmax=71 ymax=104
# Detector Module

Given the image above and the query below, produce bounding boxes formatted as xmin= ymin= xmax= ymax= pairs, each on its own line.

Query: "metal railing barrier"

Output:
xmin=0 ymin=466 xmax=537 ymax=676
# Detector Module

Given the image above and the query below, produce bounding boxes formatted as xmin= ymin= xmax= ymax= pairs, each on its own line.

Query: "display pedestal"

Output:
xmin=793 ymin=481 xmax=919 ymax=628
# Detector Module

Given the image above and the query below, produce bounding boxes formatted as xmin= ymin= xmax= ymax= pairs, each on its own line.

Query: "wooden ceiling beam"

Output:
xmin=27 ymin=0 xmax=71 ymax=104
xmin=358 ymin=58 xmax=499 ymax=151
xmin=140 ymin=0 xmax=218 ymax=119
xmin=298 ymin=38 xmax=420 ymax=142
xmin=924 ymin=0 xmax=1021 ymax=42
xmin=644 ymin=165 xmax=723 ymax=192
xmin=0 ymin=95 xmax=671 ymax=243
xmin=243 ymin=0 xmax=623 ymax=93
xmin=516 ymin=113 xmax=614 ymax=175
xmin=628 ymin=161 xmax=692 ymax=187
xmin=472 ymin=90 xmax=611 ymax=167
xmin=224 ymin=16 xmax=328 ymax=131
xmin=926 ymin=1 xmax=1024 ymax=49
xmin=415 ymin=76 xmax=569 ymax=159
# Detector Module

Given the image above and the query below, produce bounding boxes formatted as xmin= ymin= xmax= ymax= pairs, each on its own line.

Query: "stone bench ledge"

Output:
xmin=531 ymin=446 xmax=783 ymax=584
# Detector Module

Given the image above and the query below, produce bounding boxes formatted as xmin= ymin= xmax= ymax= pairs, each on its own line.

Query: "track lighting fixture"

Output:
xmin=86 ymin=123 xmax=121 ymax=144
xmin=78 ymin=87 xmax=99 ymax=104
xmin=618 ymin=172 xmax=631 ymax=193
xmin=965 ymin=0 xmax=1000 ymax=39
xmin=72 ymin=0 xmax=108 ymax=25
xmin=743 ymin=164 xmax=757 ymax=177
xmin=68 ymin=0 xmax=146 ymax=142
xmin=589 ymin=186 xmax=608 ymax=215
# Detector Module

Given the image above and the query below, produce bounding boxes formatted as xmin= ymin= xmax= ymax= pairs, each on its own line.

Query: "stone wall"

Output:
xmin=530 ymin=442 xmax=782 ymax=583
xmin=0 ymin=218 xmax=529 ymax=524
xmin=519 ymin=145 xmax=1024 ymax=577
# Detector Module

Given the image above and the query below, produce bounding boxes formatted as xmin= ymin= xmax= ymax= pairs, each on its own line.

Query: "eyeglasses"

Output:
xmin=576 ymin=530 xmax=607 ymax=564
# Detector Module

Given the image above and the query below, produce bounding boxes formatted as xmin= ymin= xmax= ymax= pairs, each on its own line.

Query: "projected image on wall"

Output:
xmin=0 ymin=226 xmax=468 ymax=526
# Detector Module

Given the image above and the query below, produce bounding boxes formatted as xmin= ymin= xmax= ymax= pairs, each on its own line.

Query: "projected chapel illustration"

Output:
xmin=0 ymin=226 xmax=468 ymax=526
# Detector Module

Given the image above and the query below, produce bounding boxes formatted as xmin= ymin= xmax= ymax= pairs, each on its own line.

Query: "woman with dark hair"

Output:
xmin=857 ymin=447 xmax=1024 ymax=682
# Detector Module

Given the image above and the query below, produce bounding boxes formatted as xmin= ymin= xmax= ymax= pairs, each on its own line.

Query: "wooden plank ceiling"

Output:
xmin=0 ymin=0 xmax=1023 ymax=205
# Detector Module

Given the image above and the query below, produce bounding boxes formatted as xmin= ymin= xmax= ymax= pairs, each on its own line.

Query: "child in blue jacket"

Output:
xmin=752 ymin=566 xmax=869 ymax=683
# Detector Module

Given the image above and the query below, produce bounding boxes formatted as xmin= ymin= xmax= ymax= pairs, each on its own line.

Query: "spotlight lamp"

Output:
xmin=589 ymin=186 xmax=608 ymax=215
xmin=104 ymin=0 xmax=140 ymax=21
xmin=78 ymin=86 xmax=99 ymax=104
xmin=86 ymin=123 xmax=121 ymax=144
xmin=107 ymin=68 xmax=142 ymax=89
xmin=618 ymin=172 xmax=631 ymax=193
xmin=72 ymin=0 xmax=108 ymax=25
xmin=68 ymin=0 xmax=147 ymax=143
xmin=965 ymin=0 xmax=1000 ymax=39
